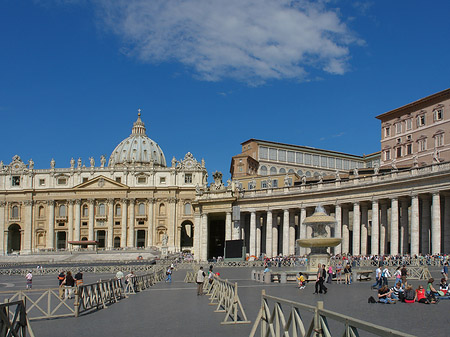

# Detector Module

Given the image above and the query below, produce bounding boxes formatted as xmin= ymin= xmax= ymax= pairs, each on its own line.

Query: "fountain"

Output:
xmin=297 ymin=205 xmax=342 ymax=272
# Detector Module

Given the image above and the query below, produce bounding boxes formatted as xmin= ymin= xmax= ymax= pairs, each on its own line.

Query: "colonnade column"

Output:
xmin=334 ymin=204 xmax=342 ymax=255
xmin=400 ymin=199 xmax=409 ymax=254
xmin=232 ymin=213 xmax=240 ymax=241
xmin=272 ymin=213 xmax=278 ymax=256
xmin=0 ymin=202 xmax=5 ymax=255
xmin=74 ymin=200 xmax=81 ymax=242
xmin=360 ymin=204 xmax=368 ymax=255
xmin=265 ymin=210 xmax=273 ymax=258
xmin=249 ymin=211 xmax=256 ymax=256
xmin=390 ymin=198 xmax=399 ymax=256
xmin=444 ymin=195 xmax=450 ymax=253
xmin=193 ymin=212 xmax=201 ymax=261
xmin=421 ymin=197 xmax=431 ymax=254
xmin=410 ymin=195 xmax=420 ymax=256
xmin=147 ymin=198 xmax=155 ymax=247
xmin=431 ymin=192 xmax=441 ymax=254
xmin=169 ymin=198 xmax=177 ymax=248
xmin=200 ymin=213 xmax=208 ymax=261
xmin=127 ymin=199 xmax=135 ymax=248
xmin=88 ymin=199 xmax=94 ymax=243
xmin=47 ymin=200 xmax=55 ymax=250
xmin=225 ymin=211 xmax=232 ymax=241
xmin=371 ymin=200 xmax=379 ymax=255
xmin=282 ymin=209 xmax=289 ymax=256
xmin=23 ymin=200 xmax=33 ymax=254
xmin=342 ymin=206 xmax=349 ymax=254
xmin=352 ymin=202 xmax=360 ymax=255
xmin=380 ymin=202 xmax=388 ymax=255
xmin=289 ymin=211 xmax=296 ymax=255
xmin=256 ymin=214 xmax=261 ymax=258
xmin=107 ymin=199 xmax=114 ymax=249
xmin=68 ymin=200 xmax=74 ymax=249
xmin=120 ymin=199 xmax=128 ymax=248
xmin=299 ymin=208 xmax=307 ymax=256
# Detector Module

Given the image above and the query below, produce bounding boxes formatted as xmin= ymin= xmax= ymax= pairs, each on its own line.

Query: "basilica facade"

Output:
xmin=0 ymin=114 xmax=207 ymax=254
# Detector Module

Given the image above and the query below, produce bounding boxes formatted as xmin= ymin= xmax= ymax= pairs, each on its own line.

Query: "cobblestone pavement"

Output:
xmin=1 ymin=266 xmax=448 ymax=337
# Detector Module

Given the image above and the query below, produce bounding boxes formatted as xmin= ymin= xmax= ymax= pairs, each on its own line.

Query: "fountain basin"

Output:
xmin=297 ymin=238 xmax=342 ymax=248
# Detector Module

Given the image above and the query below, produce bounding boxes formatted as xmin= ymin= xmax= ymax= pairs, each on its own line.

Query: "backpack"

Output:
xmin=368 ymin=296 xmax=377 ymax=304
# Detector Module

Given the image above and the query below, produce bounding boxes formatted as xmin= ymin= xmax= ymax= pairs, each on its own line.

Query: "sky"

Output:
xmin=1 ymin=0 xmax=450 ymax=181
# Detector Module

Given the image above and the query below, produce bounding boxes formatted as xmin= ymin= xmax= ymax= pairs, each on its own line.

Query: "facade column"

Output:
xmin=289 ymin=211 xmax=296 ymax=256
xmin=431 ymin=192 xmax=441 ymax=254
xmin=282 ymin=209 xmax=289 ymax=256
xmin=371 ymin=199 xmax=379 ymax=256
xmin=352 ymin=202 xmax=360 ymax=255
xmin=335 ymin=204 xmax=342 ymax=255
xmin=400 ymin=199 xmax=409 ymax=254
xmin=193 ymin=211 xmax=201 ymax=260
xmin=68 ymin=200 xmax=74 ymax=249
xmin=444 ymin=195 xmax=450 ymax=254
xmin=147 ymin=198 xmax=155 ymax=247
xmin=23 ymin=200 xmax=33 ymax=254
xmin=380 ymin=202 xmax=388 ymax=255
xmin=390 ymin=198 xmax=399 ymax=256
xmin=127 ymin=199 xmax=135 ymax=248
xmin=0 ymin=202 xmax=5 ymax=255
xmin=265 ymin=210 xmax=273 ymax=258
xmin=225 ymin=211 xmax=232 ymax=241
xmin=256 ymin=214 xmax=261 ymax=258
xmin=421 ymin=197 xmax=431 ymax=254
xmin=299 ymin=208 xmax=307 ymax=256
xmin=272 ymin=213 xmax=279 ymax=256
xmin=169 ymin=198 xmax=177 ymax=249
xmin=47 ymin=200 xmax=55 ymax=250
xmin=88 ymin=199 xmax=95 ymax=243
xmin=360 ymin=204 xmax=368 ymax=255
xmin=342 ymin=206 xmax=349 ymax=254
xmin=74 ymin=200 xmax=81 ymax=242
xmin=249 ymin=211 xmax=256 ymax=256
xmin=107 ymin=198 xmax=114 ymax=249
xmin=232 ymin=214 xmax=240 ymax=241
xmin=410 ymin=195 xmax=420 ymax=256
xmin=120 ymin=199 xmax=128 ymax=248
xmin=201 ymin=213 xmax=208 ymax=261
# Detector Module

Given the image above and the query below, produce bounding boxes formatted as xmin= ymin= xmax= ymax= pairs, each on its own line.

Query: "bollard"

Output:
xmin=280 ymin=272 xmax=287 ymax=284
xmin=251 ymin=270 xmax=256 ymax=281
xmin=264 ymin=272 xmax=271 ymax=284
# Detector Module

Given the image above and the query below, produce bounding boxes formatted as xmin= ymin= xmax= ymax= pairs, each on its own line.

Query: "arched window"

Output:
xmin=11 ymin=205 xmax=19 ymax=218
xmin=159 ymin=203 xmax=166 ymax=215
xmin=279 ymin=168 xmax=286 ymax=174
xmin=288 ymin=169 xmax=295 ymax=174
xmin=115 ymin=204 xmax=121 ymax=216
xmin=184 ymin=203 xmax=191 ymax=215
xmin=313 ymin=172 xmax=320 ymax=177
xmin=305 ymin=171 xmax=311 ymax=177
xmin=59 ymin=205 xmax=66 ymax=217
xmin=270 ymin=167 xmax=277 ymax=175
xmin=297 ymin=170 xmax=303 ymax=176
xmin=98 ymin=203 xmax=106 ymax=216
xmin=260 ymin=166 xmax=268 ymax=176
xmin=82 ymin=205 xmax=88 ymax=217
xmin=138 ymin=203 xmax=145 ymax=215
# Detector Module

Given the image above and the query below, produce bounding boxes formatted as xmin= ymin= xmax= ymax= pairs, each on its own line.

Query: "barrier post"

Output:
xmin=314 ymin=301 xmax=324 ymax=337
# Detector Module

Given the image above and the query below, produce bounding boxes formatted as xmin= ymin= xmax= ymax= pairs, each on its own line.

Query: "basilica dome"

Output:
xmin=109 ymin=113 xmax=167 ymax=167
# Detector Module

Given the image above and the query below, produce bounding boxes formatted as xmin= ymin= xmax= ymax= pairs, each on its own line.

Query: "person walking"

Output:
xmin=25 ymin=271 xmax=32 ymax=290
xmin=382 ymin=266 xmax=391 ymax=287
xmin=74 ymin=270 xmax=83 ymax=286
xmin=442 ymin=262 xmax=448 ymax=281
xmin=371 ymin=265 xmax=382 ymax=289
xmin=62 ymin=271 xmax=75 ymax=299
xmin=58 ymin=270 xmax=65 ymax=299
xmin=165 ymin=266 xmax=172 ymax=283
xmin=327 ymin=265 xmax=333 ymax=284
xmin=336 ymin=262 xmax=342 ymax=284
xmin=401 ymin=264 xmax=408 ymax=286
xmin=196 ymin=266 xmax=206 ymax=295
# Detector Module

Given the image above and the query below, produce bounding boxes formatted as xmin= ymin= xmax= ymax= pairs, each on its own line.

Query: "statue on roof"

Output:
xmin=50 ymin=158 xmax=55 ymax=169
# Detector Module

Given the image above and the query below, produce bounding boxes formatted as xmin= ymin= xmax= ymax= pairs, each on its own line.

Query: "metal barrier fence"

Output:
xmin=249 ymin=290 xmax=416 ymax=337
xmin=0 ymin=300 xmax=35 ymax=337
xmin=330 ymin=257 xmax=448 ymax=268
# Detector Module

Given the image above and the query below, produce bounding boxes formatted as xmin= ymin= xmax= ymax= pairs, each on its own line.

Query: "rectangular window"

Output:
xmin=406 ymin=135 xmax=412 ymax=141
xmin=320 ymin=156 xmax=327 ymax=167
xmin=137 ymin=176 xmax=147 ymax=184
xmin=396 ymin=138 xmax=401 ymax=144
xmin=82 ymin=221 xmax=88 ymax=226
xmin=115 ymin=177 xmax=121 ymax=183
xmin=185 ymin=174 xmax=192 ymax=184
xmin=417 ymin=115 xmax=426 ymax=127
xmin=12 ymin=176 xmax=20 ymax=186
xmin=328 ymin=157 xmax=335 ymax=169
xmin=82 ymin=177 xmax=88 ymax=183
xmin=304 ymin=154 xmax=311 ymax=165
xmin=269 ymin=148 xmax=277 ymax=161
xmin=405 ymin=119 xmax=412 ymax=131
xmin=115 ymin=221 xmax=120 ymax=226
xmin=285 ymin=178 xmax=292 ymax=186
xmin=138 ymin=221 xmax=145 ymax=226
xmin=385 ymin=150 xmax=391 ymax=161
xmin=406 ymin=144 xmax=413 ymax=155
xmin=247 ymin=182 xmax=253 ymax=190
xmin=418 ymin=139 xmax=427 ymax=152
xmin=343 ymin=160 xmax=349 ymax=170
xmin=259 ymin=146 xmax=268 ymax=160
xmin=435 ymin=134 xmax=444 ymax=147
xmin=160 ymin=177 xmax=166 ymax=184
xmin=313 ymin=155 xmax=319 ymax=166
xmin=261 ymin=180 xmax=267 ymax=189
xmin=287 ymin=151 xmax=295 ymax=163
xmin=278 ymin=150 xmax=286 ymax=162
xmin=296 ymin=152 xmax=303 ymax=164
xmin=336 ymin=159 xmax=342 ymax=169
xmin=395 ymin=123 xmax=402 ymax=134
xmin=57 ymin=177 xmax=67 ymax=185
xmin=385 ymin=127 xmax=390 ymax=137
xmin=272 ymin=179 xmax=278 ymax=188
xmin=396 ymin=147 xmax=402 ymax=158
xmin=39 ymin=179 xmax=45 ymax=186
xmin=434 ymin=108 xmax=443 ymax=121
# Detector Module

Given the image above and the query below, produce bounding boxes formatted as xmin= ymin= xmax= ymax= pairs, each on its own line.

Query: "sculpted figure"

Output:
xmin=70 ymin=157 xmax=75 ymax=168
xmin=100 ymin=155 xmax=106 ymax=168
xmin=28 ymin=159 xmax=34 ymax=170
xmin=50 ymin=158 xmax=55 ymax=169
xmin=301 ymin=175 xmax=306 ymax=185
xmin=77 ymin=157 xmax=82 ymax=168
xmin=353 ymin=167 xmax=359 ymax=177
xmin=335 ymin=170 xmax=341 ymax=181
xmin=89 ymin=157 xmax=95 ymax=167
xmin=413 ymin=155 xmax=419 ymax=168
xmin=373 ymin=163 xmax=379 ymax=175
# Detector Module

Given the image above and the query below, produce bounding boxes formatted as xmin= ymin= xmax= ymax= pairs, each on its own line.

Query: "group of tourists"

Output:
xmin=57 ymin=270 xmax=83 ymax=299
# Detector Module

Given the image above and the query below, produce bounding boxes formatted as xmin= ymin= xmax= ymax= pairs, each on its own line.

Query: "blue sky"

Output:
xmin=1 ymin=0 xmax=449 ymax=181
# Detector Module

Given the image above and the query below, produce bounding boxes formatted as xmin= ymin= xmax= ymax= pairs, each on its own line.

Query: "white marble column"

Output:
xmin=421 ymin=197 xmax=431 ymax=254
xmin=0 ymin=202 xmax=5 ymax=255
xmin=371 ymin=200 xmax=379 ymax=256
xmin=444 ymin=195 xmax=450 ymax=254
xmin=342 ymin=206 xmax=349 ymax=254
xmin=127 ymin=199 xmax=135 ymax=248
xmin=272 ymin=213 xmax=279 ymax=256
xmin=88 ymin=199 xmax=95 ymax=243
xmin=352 ymin=202 xmax=360 ymax=255
xmin=107 ymin=198 xmax=114 ymax=249
xmin=232 ymin=215 xmax=240 ymax=241
xmin=225 ymin=211 xmax=232 ymax=241
xmin=169 ymin=198 xmax=177 ymax=248
xmin=334 ymin=204 xmax=342 ymax=255
xmin=289 ymin=211 xmax=296 ymax=255
xmin=400 ymin=199 xmax=409 ymax=254
xmin=282 ymin=209 xmax=289 ymax=256
xmin=431 ymin=192 xmax=441 ymax=254
xmin=147 ymin=198 xmax=155 ymax=247
xmin=410 ymin=195 xmax=420 ymax=256
xmin=390 ymin=198 xmax=399 ymax=256
xmin=74 ymin=200 xmax=81 ymax=242
xmin=266 ymin=210 xmax=273 ymax=258
xmin=299 ymin=208 xmax=307 ymax=255
xmin=120 ymin=199 xmax=128 ymax=248
xmin=360 ymin=204 xmax=368 ymax=255
xmin=249 ymin=211 xmax=256 ymax=256
xmin=23 ymin=200 xmax=33 ymax=254
xmin=68 ymin=200 xmax=74 ymax=249
xmin=193 ymin=212 xmax=201 ymax=261
xmin=256 ymin=214 xmax=261 ymax=258
xmin=380 ymin=202 xmax=388 ymax=255
xmin=201 ymin=213 xmax=208 ymax=261
xmin=47 ymin=200 xmax=55 ymax=250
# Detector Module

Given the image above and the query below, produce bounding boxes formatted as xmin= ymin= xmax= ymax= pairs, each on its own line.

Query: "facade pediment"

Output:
xmin=74 ymin=176 xmax=128 ymax=190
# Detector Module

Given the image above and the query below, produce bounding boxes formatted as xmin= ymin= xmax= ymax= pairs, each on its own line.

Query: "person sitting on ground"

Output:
xmin=439 ymin=278 xmax=449 ymax=295
xmin=390 ymin=281 xmax=405 ymax=301
xmin=416 ymin=285 xmax=435 ymax=304
xmin=426 ymin=278 xmax=439 ymax=301
xmin=378 ymin=285 xmax=396 ymax=303
xmin=404 ymin=284 xmax=415 ymax=303
xmin=297 ymin=272 xmax=306 ymax=289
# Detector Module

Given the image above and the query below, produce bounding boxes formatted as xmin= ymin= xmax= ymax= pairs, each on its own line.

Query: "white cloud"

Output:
xmin=96 ymin=0 xmax=361 ymax=84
